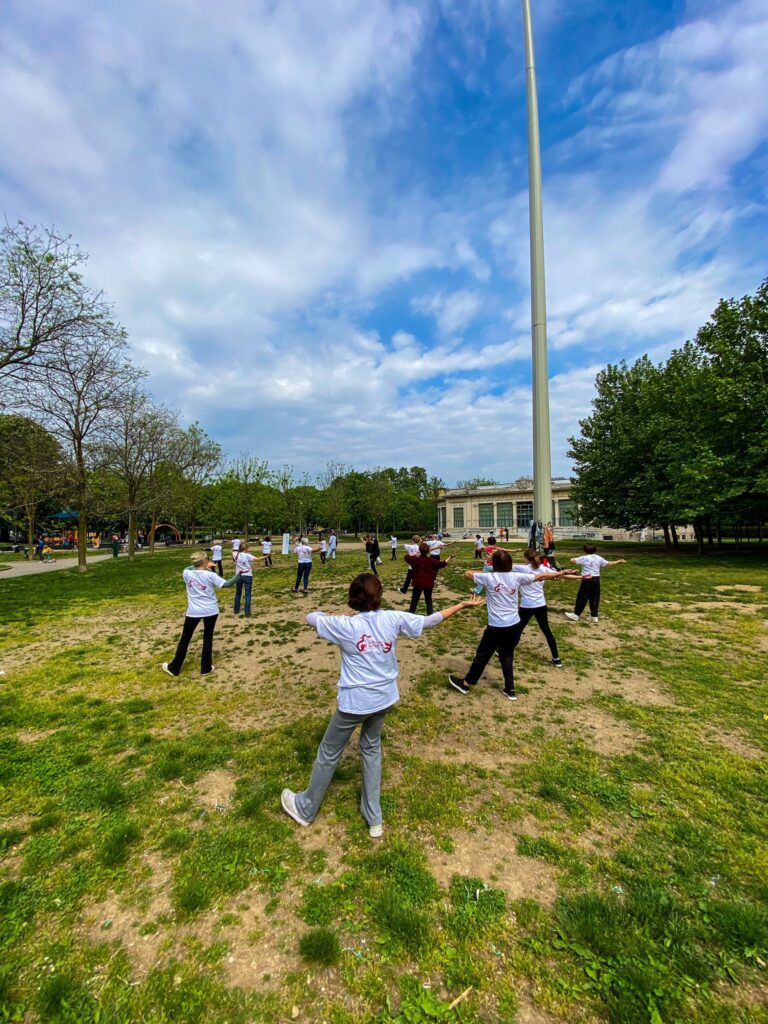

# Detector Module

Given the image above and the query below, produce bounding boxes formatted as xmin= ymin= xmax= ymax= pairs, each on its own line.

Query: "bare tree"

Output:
xmin=23 ymin=326 xmax=142 ymax=571
xmin=1 ymin=222 xmax=114 ymax=381
xmin=101 ymin=391 xmax=179 ymax=560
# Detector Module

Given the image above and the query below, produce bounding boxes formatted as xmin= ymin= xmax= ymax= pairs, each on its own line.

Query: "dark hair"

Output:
xmin=419 ymin=541 xmax=430 ymax=555
xmin=491 ymin=549 xmax=512 ymax=572
xmin=524 ymin=547 xmax=542 ymax=568
xmin=583 ymin=544 xmax=598 ymax=554
xmin=348 ymin=573 xmax=382 ymax=612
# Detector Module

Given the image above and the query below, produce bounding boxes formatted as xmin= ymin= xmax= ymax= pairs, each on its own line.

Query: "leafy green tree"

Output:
xmin=0 ymin=414 xmax=63 ymax=555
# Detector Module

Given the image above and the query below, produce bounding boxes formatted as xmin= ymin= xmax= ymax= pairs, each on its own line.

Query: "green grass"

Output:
xmin=1 ymin=543 xmax=767 ymax=1023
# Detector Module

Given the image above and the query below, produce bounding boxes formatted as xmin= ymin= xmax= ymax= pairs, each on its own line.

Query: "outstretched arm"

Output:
xmin=533 ymin=569 xmax=580 ymax=582
xmin=605 ymin=559 xmax=627 ymax=566
xmin=221 ymin=575 xmax=240 ymax=588
xmin=422 ymin=595 xmax=483 ymax=628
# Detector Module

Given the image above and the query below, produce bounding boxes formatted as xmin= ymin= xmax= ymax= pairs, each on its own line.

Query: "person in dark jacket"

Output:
xmin=404 ymin=542 xmax=451 ymax=615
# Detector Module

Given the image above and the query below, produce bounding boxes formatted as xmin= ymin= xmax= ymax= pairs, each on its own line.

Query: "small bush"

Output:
xmin=299 ymin=927 xmax=341 ymax=966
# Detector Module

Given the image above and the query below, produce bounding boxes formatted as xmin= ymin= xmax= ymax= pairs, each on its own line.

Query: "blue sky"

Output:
xmin=2 ymin=0 xmax=766 ymax=485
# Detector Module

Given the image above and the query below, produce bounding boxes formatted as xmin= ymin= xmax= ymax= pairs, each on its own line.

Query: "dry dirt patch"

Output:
xmin=16 ymin=728 xmax=58 ymax=744
xmin=705 ymin=728 xmax=764 ymax=761
xmin=426 ymin=828 xmax=559 ymax=906
xmin=714 ymin=585 xmax=762 ymax=593
xmin=193 ymin=769 xmax=237 ymax=811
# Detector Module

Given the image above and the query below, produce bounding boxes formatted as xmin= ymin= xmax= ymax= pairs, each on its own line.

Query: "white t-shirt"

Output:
xmin=231 ymin=539 xmax=241 ymax=553
xmin=390 ymin=536 xmax=397 ymax=549
xmin=182 ymin=567 xmax=226 ymax=617
xmin=312 ymin=609 xmax=426 ymax=714
xmin=473 ymin=571 xmax=535 ymax=627
xmin=236 ymin=552 xmax=255 ymax=576
xmin=211 ymin=544 xmax=222 ymax=561
xmin=574 ymin=554 xmax=609 ymax=577
xmin=513 ymin=563 xmax=557 ymax=608
xmin=428 ymin=539 xmax=444 ymax=555
xmin=475 ymin=537 xmax=484 ymax=551
xmin=404 ymin=543 xmax=420 ymax=556
xmin=320 ymin=540 xmax=327 ymax=552
xmin=295 ymin=543 xmax=313 ymax=563
xmin=329 ymin=534 xmax=337 ymax=549
xmin=262 ymin=540 xmax=272 ymax=555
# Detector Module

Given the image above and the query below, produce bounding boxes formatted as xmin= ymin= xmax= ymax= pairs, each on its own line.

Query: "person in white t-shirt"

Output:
xmin=328 ymin=530 xmax=338 ymax=559
xmin=427 ymin=535 xmax=445 ymax=559
xmin=292 ymin=537 xmax=319 ymax=594
xmin=281 ymin=573 xmax=480 ymax=837
xmin=448 ymin=548 xmax=573 ymax=700
xmin=565 ymin=544 xmax=627 ymax=623
xmin=234 ymin=542 xmax=256 ymax=616
xmin=396 ymin=535 xmax=421 ymax=594
xmin=261 ymin=536 xmax=273 ymax=568
xmin=390 ymin=535 xmax=398 ymax=560
xmin=162 ymin=551 xmax=237 ymax=677
xmin=211 ymin=541 xmax=223 ymax=577
xmin=513 ymin=548 xmax=579 ymax=667
xmin=231 ymin=538 xmax=241 ymax=564
xmin=474 ymin=534 xmax=484 ymax=560
xmin=319 ymin=538 xmax=328 ymax=564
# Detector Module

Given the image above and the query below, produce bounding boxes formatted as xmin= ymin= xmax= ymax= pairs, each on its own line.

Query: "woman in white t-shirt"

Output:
xmin=514 ymin=548 xmax=579 ymax=668
xmin=281 ymin=573 xmax=479 ymax=837
xmin=565 ymin=544 xmax=627 ymax=623
xmin=234 ymin=542 xmax=256 ymax=616
xmin=292 ymin=537 xmax=318 ymax=594
xmin=211 ymin=541 xmax=223 ymax=577
xmin=448 ymin=548 xmax=573 ymax=700
xmin=231 ymin=538 xmax=241 ymax=564
xmin=396 ymin=535 xmax=421 ymax=595
xmin=162 ymin=551 xmax=237 ymax=677
xmin=261 ymin=536 xmax=273 ymax=568
xmin=319 ymin=538 xmax=328 ymax=564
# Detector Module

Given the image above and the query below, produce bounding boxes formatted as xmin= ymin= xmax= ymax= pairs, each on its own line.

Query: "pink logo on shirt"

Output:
xmin=356 ymin=634 xmax=393 ymax=654
xmin=493 ymin=583 xmax=517 ymax=594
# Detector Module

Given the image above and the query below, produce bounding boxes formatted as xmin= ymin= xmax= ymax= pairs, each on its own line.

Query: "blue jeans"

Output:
xmin=295 ymin=562 xmax=311 ymax=591
xmin=234 ymin=576 xmax=252 ymax=614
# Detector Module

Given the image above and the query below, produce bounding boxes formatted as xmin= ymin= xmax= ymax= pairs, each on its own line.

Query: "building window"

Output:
xmin=558 ymin=500 xmax=577 ymax=527
xmin=516 ymin=501 xmax=533 ymax=529
xmin=496 ymin=502 xmax=513 ymax=528
xmin=453 ymin=507 xmax=464 ymax=528
xmin=478 ymin=503 xmax=494 ymax=529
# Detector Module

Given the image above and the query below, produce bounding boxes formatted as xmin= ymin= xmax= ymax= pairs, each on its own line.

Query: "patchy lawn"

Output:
xmin=0 ymin=543 xmax=766 ymax=1024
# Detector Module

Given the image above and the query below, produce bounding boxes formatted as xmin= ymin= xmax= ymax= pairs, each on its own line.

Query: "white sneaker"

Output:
xmin=564 ymin=612 xmax=579 ymax=621
xmin=590 ymin=616 xmax=599 ymax=622
xmin=281 ymin=789 xmax=311 ymax=827
xmin=161 ymin=663 xmax=177 ymax=677
xmin=369 ymin=822 xmax=384 ymax=838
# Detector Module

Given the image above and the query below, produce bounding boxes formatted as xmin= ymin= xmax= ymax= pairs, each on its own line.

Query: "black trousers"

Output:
xmin=518 ymin=605 xmax=559 ymax=659
xmin=409 ymin=587 xmax=433 ymax=615
xmin=401 ymin=568 xmax=413 ymax=593
xmin=214 ymin=560 xmax=223 ymax=576
xmin=465 ymin=624 xmax=521 ymax=691
xmin=391 ymin=549 xmax=397 ymax=560
xmin=474 ymin=549 xmax=483 ymax=559
xmin=264 ymin=554 xmax=272 ymax=567
xmin=574 ymin=578 xmax=600 ymax=617
xmin=168 ymin=614 xmax=218 ymax=675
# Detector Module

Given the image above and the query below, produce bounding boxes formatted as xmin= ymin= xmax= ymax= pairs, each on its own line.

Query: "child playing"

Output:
xmin=565 ymin=544 xmax=627 ymax=623
xmin=449 ymin=549 xmax=574 ymax=700
xmin=281 ymin=573 xmax=480 ymax=837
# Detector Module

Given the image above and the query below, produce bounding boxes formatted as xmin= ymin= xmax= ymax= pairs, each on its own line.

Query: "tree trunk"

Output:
xmin=128 ymin=509 xmax=136 ymax=561
xmin=26 ymin=506 xmax=35 ymax=560
xmin=77 ymin=509 xmax=88 ymax=572
xmin=705 ymin=515 xmax=714 ymax=547
xmin=693 ymin=517 xmax=704 ymax=555
xmin=670 ymin=524 xmax=679 ymax=550
xmin=149 ymin=512 xmax=157 ymax=554
xmin=716 ymin=522 xmax=723 ymax=548
xmin=662 ymin=524 xmax=671 ymax=548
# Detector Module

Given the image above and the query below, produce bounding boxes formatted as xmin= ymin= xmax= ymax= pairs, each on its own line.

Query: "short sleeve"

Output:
xmin=208 ymin=572 xmax=225 ymax=589
xmin=598 ymin=556 xmax=609 ymax=568
xmin=314 ymin=615 xmax=346 ymax=646
xmin=395 ymin=612 xmax=426 ymax=639
xmin=473 ymin=573 xmax=489 ymax=589
xmin=574 ymin=556 xmax=587 ymax=565
xmin=513 ymin=573 xmax=536 ymax=588
xmin=512 ymin=564 xmax=529 ymax=574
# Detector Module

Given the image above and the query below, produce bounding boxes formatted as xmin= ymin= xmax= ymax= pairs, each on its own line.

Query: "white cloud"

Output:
xmin=412 ymin=289 xmax=482 ymax=334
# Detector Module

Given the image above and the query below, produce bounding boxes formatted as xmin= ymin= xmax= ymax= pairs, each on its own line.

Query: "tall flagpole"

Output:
xmin=522 ymin=0 xmax=552 ymax=542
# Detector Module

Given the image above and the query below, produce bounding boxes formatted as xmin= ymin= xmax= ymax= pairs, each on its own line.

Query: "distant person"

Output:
xmin=328 ymin=530 xmax=338 ymax=560
xmin=513 ymin=549 xmax=579 ymax=667
xmin=390 ymin=534 xmax=398 ymax=560
xmin=211 ymin=540 xmax=223 ymax=577
xmin=35 ymin=536 xmax=45 ymax=561
xmin=280 ymin=573 xmax=479 ymax=838
xmin=234 ymin=541 xmax=255 ymax=616
xmin=162 ymin=551 xmax=237 ymax=677
xmin=565 ymin=545 xmax=627 ymax=623
xmin=543 ymin=523 xmax=559 ymax=569
xmin=396 ymin=535 xmax=421 ymax=595
xmin=292 ymin=536 xmax=318 ymax=595
xmin=427 ymin=534 xmax=445 ymax=559
xmin=364 ymin=535 xmax=380 ymax=577
xmin=231 ymin=537 xmax=241 ymax=564
xmin=261 ymin=535 xmax=273 ymax=567
xmin=474 ymin=534 xmax=484 ymax=560
xmin=404 ymin=542 xmax=451 ymax=615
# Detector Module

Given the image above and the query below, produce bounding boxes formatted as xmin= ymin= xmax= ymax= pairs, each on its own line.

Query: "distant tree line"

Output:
xmin=0 ymin=222 xmax=443 ymax=565
xmin=568 ymin=279 xmax=768 ymax=552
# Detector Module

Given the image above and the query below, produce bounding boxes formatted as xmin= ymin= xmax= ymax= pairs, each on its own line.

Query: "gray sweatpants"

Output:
xmin=294 ymin=707 xmax=389 ymax=826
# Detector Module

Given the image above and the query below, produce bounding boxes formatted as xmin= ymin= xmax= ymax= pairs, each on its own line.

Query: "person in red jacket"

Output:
xmin=404 ymin=541 xmax=451 ymax=615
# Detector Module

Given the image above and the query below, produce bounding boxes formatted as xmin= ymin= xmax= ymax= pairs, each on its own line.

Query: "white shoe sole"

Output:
xmin=369 ymin=823 xmax=384 ymax=838
xmin=281 ymin=789 xmax=310 ymax=827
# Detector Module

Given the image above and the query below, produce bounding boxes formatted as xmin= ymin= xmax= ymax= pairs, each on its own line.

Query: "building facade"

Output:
xmin=436 ymin=479 xmax=648 ymax=541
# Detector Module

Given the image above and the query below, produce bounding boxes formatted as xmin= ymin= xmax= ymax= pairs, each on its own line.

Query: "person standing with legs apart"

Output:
xmin=293 ymin=537 xmax=318 ymax=595
xmin=319 ymin=537 xmax=327 ymax=564
xmin=448 ymin=549 xmax=572 ymax=700
xmin=405 ymin=542 xmax=450 ymax=615
xmin=211 ymin=540 xmax=223 ymax=577
xmin=261 ymin=535 xmax=273 ymax=567
xmin=233 ymin=542 xmax=255 ymax=616
xmin=397 ymin=536 xmax=421 ymax=594
xmin=565 ymin=545 xmax=627 ymax=623
xmin=163 ymin=551 xmax=237 ymax=677
xmin=514 ymin=549 xmax=579 ymax=668
xmin=281 ymin=573 xmax=480 ymax=837
xmin=474 ymin=534 xmax=484 ymax=560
